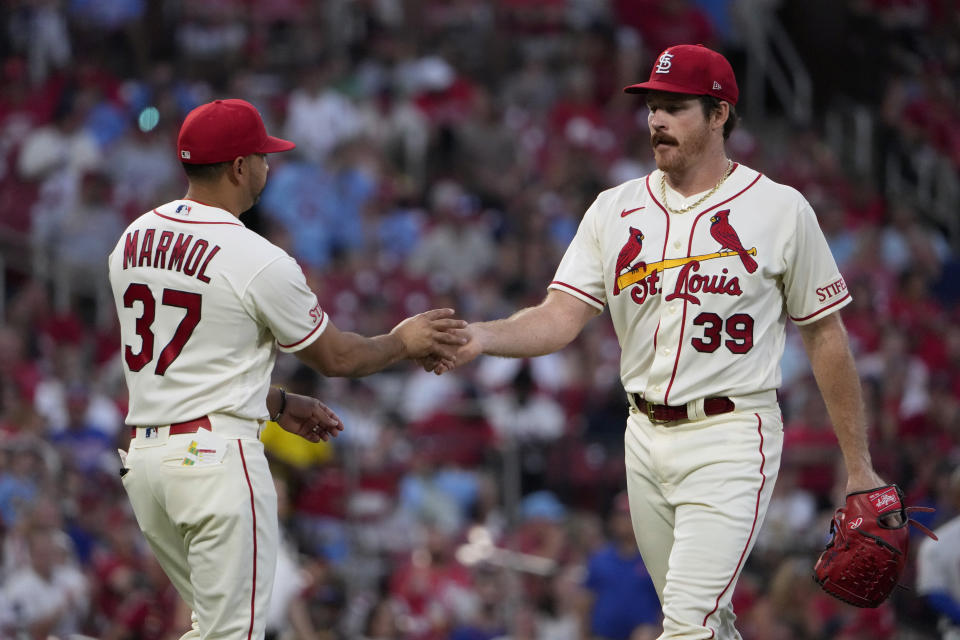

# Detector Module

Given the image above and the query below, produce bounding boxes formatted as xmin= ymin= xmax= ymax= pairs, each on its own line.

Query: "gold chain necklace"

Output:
xmin=659 ymin=160 xmax=734 ymax=215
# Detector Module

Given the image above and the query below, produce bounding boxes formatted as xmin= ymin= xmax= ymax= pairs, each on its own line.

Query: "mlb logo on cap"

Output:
xmin=624 ymin=44 xmax=739 ymax=105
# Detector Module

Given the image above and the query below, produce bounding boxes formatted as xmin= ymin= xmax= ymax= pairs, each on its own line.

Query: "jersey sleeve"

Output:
xmin=548 ymin=198 xmax=606 ymax=310
xmin=782 ymin=197 xmax=851 ymax=325
xmin=244 ymin=255 xmax=329 ymax=353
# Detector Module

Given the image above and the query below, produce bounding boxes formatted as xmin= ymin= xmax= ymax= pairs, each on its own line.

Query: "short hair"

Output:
xmin=181 ymin=161 xmax=232 ymax=182
xmin=699 ymin=96 xmax=738 ymax=140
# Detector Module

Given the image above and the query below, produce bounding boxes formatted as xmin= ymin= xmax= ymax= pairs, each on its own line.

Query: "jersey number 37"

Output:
xmin=123 ymin=283 xmax=201 ymax=375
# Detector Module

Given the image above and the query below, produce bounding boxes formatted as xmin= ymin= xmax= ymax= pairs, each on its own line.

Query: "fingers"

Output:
xmin=429 ymin=318 xmax=468 ymax=331
xmin=420 ymin=308 xmax=456 ymax=320
xmin=298 ymin=401 xmax=344 ymax=442
xmin=417 ymin=355 xmax=441 ymax=371
xmin=433 ymin=331 xmax=468 ymax=346
xmin=317 ymin=403 xmax=342 ymax=426
xmin=430 ymin=343 xmax=461 ymax=361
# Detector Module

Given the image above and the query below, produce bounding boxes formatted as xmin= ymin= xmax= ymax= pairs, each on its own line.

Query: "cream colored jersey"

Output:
xmin=108 ymin=199 xmax=328 ymax=426
xmin=549 ymin=163 xmax=849 ymax=406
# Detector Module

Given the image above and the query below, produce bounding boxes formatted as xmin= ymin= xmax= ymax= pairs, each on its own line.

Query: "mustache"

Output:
xmin=651 ymin=133 xmax=678 ymax=147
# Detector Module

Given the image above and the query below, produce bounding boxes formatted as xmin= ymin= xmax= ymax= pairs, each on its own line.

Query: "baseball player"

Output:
xmin=107 ymin=98 xmax=465 ymax=640
xmin=917 ymin=468 xmax=960 ymax=639
xmin=425 ymin=44 xmax=886 ymax=639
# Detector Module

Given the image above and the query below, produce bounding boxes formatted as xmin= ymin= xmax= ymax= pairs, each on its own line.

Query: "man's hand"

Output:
xmin=391 ymin=308 xmax=468 ymax=360
xmin=417 ymin=324 xmax=483 ymax=374
xmin=275 ymin=392 xmax=344 ymax=443
xmin=845 ymin=467 xmax=886 ymax=495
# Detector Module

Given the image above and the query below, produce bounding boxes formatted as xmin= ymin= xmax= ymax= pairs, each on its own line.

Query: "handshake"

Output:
xmin=390 ymin=308 xmax=480 ymax=375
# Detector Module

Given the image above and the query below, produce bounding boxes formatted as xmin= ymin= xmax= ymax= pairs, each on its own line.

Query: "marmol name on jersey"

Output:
xmin=121 ymin=228 xmax=221 ymax=284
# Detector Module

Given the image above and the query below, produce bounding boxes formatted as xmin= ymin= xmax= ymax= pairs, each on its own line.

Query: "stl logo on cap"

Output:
xmin=623 ymin=44 xmax=739 ymax=105
xmin=655 ymin=52 xmax=674 ymax=74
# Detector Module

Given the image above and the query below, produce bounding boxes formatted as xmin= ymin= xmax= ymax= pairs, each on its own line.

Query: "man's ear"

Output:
xmin=228 ymin=156 xmax=244 ymax=184
xmin=712 ymin=101 xmax=729 ymax=132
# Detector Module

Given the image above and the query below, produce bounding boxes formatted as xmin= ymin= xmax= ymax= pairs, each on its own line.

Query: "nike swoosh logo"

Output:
xmin=620 ymin=207 xmax=645 ymax=217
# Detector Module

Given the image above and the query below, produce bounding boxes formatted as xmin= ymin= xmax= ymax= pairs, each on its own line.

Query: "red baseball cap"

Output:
xmin=624 ymin=44 xmax=738 ymax=105
xmin=177 ymin=99 xmax=295 ymax=164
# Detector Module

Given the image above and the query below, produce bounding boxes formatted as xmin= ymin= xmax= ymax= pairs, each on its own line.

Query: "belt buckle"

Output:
xmin=645 ymin=400 xmax=670 ymax=424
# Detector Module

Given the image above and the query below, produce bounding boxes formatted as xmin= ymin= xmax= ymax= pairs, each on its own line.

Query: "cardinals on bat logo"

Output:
xmin=613 ymin=210 xmax=760 ymax=301
xmin=709 ymin=210 xmax=757 ymax=273
xmin=613 ymin=227 xmax=645 ymax=295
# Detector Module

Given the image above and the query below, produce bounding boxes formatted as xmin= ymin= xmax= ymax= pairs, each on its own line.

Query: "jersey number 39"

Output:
xmin=123 ymin=283 xmax=201 ymax=375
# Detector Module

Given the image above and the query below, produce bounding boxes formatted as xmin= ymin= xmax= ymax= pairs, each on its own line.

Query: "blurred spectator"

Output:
xmin=283 ymin=59 xmax=364 ymax=164
xmin=614 ymin=0 xmax=716 ymax=59
xmin=753 ymin=466 xmax=818 ymax=557
xmin=0 ymin=527 xmax=89 ymax=639
xmin=36 ymin=169 xmax=125 ymax=305
xmin=259 ymin=142 xmax=377 ymax=268
xmin=49 ymin=383 xmax=114 ymax=474
xmin=174 ymin=2 xmax=248 ymax=83
xmin=481 ymin=362 xmax=565 ymax=443
xmin=107 ymin=114 xmax=182 ymax=215
xmin=266 ymin=476 xmax=323 ymax=640
xmin=6 ymin=0 xmax=71 ymax=86
xmin=0 ymin=443 xmax=45 ymax=534
xmin=360 ymin=596 xmax=406 ymax=640
xmin=448 ymin=566 xmax=508 ymax=640
xmin=577 ymin=492 xmax=661 ymax=640
xmin=917 ymin=467 xmax=960 ymax=640
xmin=781 ymin=379 xmax=841 ymax=502
xmin=389 ymin=525 xmax=475 ymax=640
xmin=880 ymin=200 xmax=951 ymax=277
xmin=406 ymin=180 xmax=497 ymax=288
xmin=17 ymin=94 xmax=98 ymax=182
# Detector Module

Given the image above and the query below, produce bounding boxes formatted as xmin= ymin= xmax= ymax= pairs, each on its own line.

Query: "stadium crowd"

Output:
xmin=0 ymin=0 xmax=958 ymax=639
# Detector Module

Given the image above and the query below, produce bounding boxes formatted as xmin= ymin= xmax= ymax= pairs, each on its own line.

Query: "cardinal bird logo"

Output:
xmin=613 ymin=227 xmax=645 ymax=295
xmin=709 ymin=210 xmax=758 ymax=273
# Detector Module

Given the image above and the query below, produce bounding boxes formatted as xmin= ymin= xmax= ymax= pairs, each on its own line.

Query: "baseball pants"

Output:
xmin=624 ymin=395 xmax=783 ymax=640
xmin=121 ymin=422 xmax=278 ymax=640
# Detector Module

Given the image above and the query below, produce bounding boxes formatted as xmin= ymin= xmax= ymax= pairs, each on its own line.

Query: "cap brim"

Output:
xmin=624 ymin=80 xmax=705 ymax=96
xmin=260 ymin=135 xmax=296 ymax=154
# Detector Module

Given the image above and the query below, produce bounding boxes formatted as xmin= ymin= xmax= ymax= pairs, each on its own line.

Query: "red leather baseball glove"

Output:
xmin=813 ymin=484 xmax=938 ymax=607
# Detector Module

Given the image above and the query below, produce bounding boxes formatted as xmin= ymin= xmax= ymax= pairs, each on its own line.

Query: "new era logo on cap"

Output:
xmin=623 ymin=44 xmax=739 ymax=105
xmin=181 ymin=150 xmax=191 ymax=159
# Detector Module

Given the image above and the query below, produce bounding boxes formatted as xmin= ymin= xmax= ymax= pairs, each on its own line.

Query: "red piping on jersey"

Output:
xmin=790 ymin=293 xmax=851 ymax=322
xmin=702 ymin=413 xmax=767 ymax=638
xmin=278 ymin=311 xmax=327 ymax=349
xmin=644 ymin=173 xmax=673 ymax=398
xmin=690 ymin=172 xmax=761 ymax=229
xmin=549 ymin=281 xmax=604 ymax=308
xmin=237 ymin=440 xmax=258 ymax=640
xmin=650 ymin=169 xmax=763 ymax=403
xmin=152 ymin=210 xmax=243 ymax=226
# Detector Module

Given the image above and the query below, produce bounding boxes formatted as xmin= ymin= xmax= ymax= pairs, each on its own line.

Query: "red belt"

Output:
xmin=630 ymin=394 xmax=734 ymax=424
xmin=130 ymin=416 xmax=211 ymax=438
